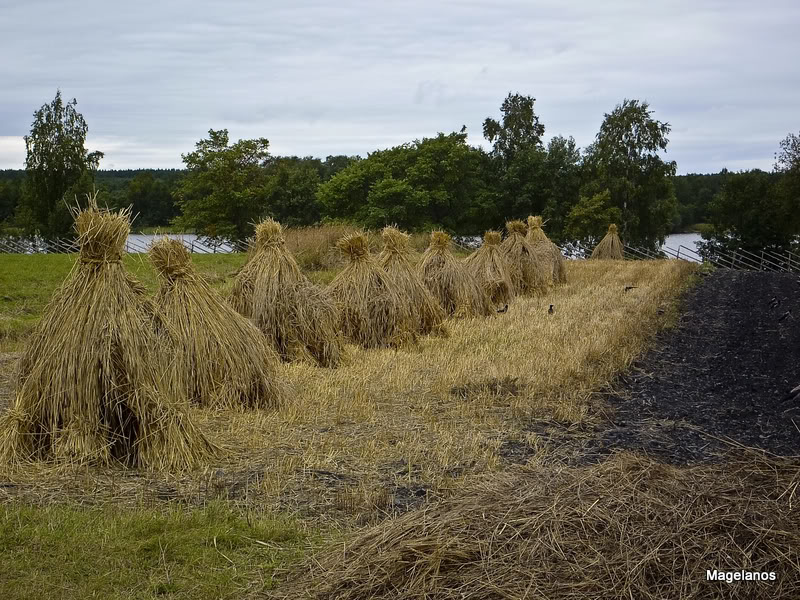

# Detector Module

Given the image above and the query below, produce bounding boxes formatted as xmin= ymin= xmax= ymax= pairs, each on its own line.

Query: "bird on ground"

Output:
xmin=778 ymin=310 xmax=792 ymax=322
xmin=548 ymin=304 xmax=554 ymax=314
xmin=497 ymin=304 xmax=508 ymax=314
xmin=769 ymin=296 xmax=780 ymax=309
xmin=624 ymin=285 xmax=638 ymax=292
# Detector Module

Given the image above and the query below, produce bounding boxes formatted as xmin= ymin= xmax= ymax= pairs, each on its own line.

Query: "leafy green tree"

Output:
xmin=262 ymin=158 xmax=323 ymax=227
xmin=126 ymin=172 xmax=177 ymax=227
xmin=318 ymin=132 xmax=494 ymax=233
xmin=564 ymin=189 xmax=622 ymax=251
xmin=700 ymin=169 xmax=798 ymax=255
xmin=173 ymin=129 xmax=270 ymax=238
xmin=582 ymin=99 xmax=677 ymax=250
xmin=775 ymin=132 xmax=800 ymax=173
xmin=18 ymin=90 xmax=103 ymax=236
xmin=483 ymin=93 xmax=546 ymax=162
xmin=540 ymin=135 xmax=583 ymax=242
xmin=483 ymin=93 xmax=549 ymax=221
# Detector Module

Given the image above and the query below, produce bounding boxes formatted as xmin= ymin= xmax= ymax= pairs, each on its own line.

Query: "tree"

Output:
xmin=483 ymin=93 xmax=549 ymax=222
xmin=262 ymin=158 xmax=323 ymax=227
xmin=173 ymin=129 xmax=270 ymax=239
xmin=699 ymin=169 xmax=798 ymax=256
xmin=582 ymin=99 xmax=677 ymax=250
xmin=18 ymin=90 xmax=103 ymax=236
xmin=318 ymin=131 xmax=494 ymax=233
xmin=126 ymin=172 xmax=177 ymax=227
xmin=483 ymin=93 xmax=546 ymax=162
xmin=775 ymin=132 xmax=800 ymax=173
xmin=564 ymin=189 xmax=622 ymax=252
xmin=540 ymin=135 xmax=583 ymax=243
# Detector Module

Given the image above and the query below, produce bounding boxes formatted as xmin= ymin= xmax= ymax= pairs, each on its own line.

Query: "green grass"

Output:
xmin=0 ymin=253 xmax=248 ymax=351
xmin=0 ymin=501 xmax=313 ymax=599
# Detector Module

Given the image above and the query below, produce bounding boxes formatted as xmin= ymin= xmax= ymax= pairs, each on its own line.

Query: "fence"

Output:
xmin=0 ymin=235 xmax=250 ymax=255
xmin=622 ymin=242 xmax=800 ymax=273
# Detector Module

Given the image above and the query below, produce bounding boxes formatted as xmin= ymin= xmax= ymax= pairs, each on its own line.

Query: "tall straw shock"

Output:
xmin=379 ymin=226 xmax=447 ymax=336
xmin=329 ymin=232 xmax=415 ymax=348
xmin=499 ymin=220 xmax=550 ymax=296
xmin=419 ymin=231 xmax=494 ymax=318
xmin=231 ymin=218 xmax=343 ymax=367
xmin=592 ymin=223 xmax=624 ymax=260
xmin=463 ymin=230 xmax=514 ymax=307
xmin=527 ymin=215 xmax=567 ymax=284
xmin=0 ymin=196 xmax=216 ymax=470
xmin=149 ymin=237 xmax=287 ymax=409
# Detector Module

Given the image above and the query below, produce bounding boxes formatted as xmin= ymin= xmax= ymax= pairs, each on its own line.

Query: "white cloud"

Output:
xmin=1 ymin=0 xmax=798 ymax=172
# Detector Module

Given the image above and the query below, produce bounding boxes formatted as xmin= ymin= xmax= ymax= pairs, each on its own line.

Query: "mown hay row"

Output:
xmin=379 ymin=226 xmax=447 ymax=336
xmin=0 ymin=198 xmax=216 ymax=470
xmin=419 ymin=231 xmax=494 ymax=318
xmin=463 ymin=230 xmax=514 ymax=307
xmin=500 ymin=220 xmax=550 ymax=296
xmin=592 ymin=223 xmax=624 ymax=260
xmin=149 ymin=237 xmax=287 ymax=410
xmin=231 ymin=219 xmax=343 ymax=367
xmin=527 ymin=215 xmax=567 ymax=284
xmin=278 ymin=451 xmax=800 ymax=600
xmin=329 ymin=232 xmax=415 ymax=348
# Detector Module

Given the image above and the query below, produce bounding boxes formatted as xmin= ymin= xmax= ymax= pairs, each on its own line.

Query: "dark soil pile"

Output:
xmin=589 ymin=269 xmax=800 ymax=463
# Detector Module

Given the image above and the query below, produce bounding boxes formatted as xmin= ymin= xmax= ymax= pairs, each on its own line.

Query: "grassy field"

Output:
xmin=0 ymin=242 xmax=698 ymax=598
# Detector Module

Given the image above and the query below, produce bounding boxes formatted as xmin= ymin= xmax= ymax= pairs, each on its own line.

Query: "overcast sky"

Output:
xmin=1 ymin=0 xmax=797 ymax=173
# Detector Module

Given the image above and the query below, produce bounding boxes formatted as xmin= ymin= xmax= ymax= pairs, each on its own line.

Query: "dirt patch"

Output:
xmin=537 ymin=270 xmax=800 ymax=464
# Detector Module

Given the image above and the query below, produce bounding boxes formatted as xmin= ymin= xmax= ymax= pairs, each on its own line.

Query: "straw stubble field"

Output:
xmin=1 ymin=231 xmax=725 ymax=600
xmin=0 ymin=256 xmax=695 ymax=522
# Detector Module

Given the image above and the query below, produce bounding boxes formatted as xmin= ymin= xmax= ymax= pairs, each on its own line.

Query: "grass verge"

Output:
xmin=0 ymin=501 xmax=313 ymax=600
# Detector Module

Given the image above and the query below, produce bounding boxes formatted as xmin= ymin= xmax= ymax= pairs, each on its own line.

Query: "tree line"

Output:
xmin=1 ymin=91 xmax=798 ymax=254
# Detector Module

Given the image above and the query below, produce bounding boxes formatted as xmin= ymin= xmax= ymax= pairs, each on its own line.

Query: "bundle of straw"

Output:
xmin=419 ymin=231 xmax=494 ymax=318
xmin=463 ymin=231 xmax=514 ymax=306
xmin=527 ymin=215 xmax=567 ymax=284
xmin=379 ymin=226 xmax=447 ymax=336
xmin=230 ymin=219 xmax=343 ymax=367
xmin=0 ymin=198 xmax=215 ymax=470
xmin=329 ymin=232 xmax=415 ymax=348
xmin=499 ymin=220 xmax=550 ymax=296
xmin=149 ymin=237 xmax=287 ymax=409
xmin=591 ymin=223 xmax=624 ymax=260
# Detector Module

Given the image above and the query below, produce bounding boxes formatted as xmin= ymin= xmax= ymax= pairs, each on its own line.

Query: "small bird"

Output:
xmin=624 ymin=285 xmax=638 ymax=292
xmin=778 ymin=310 xmax=792 ymax=322
xmin=497 ymin=304 xmax=508 ymax=314
xmin=548 ymin=304 xmax=554 ymax=314
xmin=769 ymin=296 xmax=780 ymax=309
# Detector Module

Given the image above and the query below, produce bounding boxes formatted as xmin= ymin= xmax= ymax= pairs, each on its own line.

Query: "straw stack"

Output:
xmin=419 ymin=231 xmax=494 ymax=318
xmin=379 ymin=226 xmax=447 ymax=336
xmin=591 ymin=224 xmax=624 ymax=260
xmin=230 ymin=219 xmax=343 ymax=367
xmin=527 ymin=216 xmax=567 ymax=284
xmin=463 ymin=231 xmax=514 ymax=307
xmin=500 ymin=220 xmax=550 ymax=296
xmin=0 ymin=197 xmax=215 ymax=470
xmin=149 ymin=237 xmax=287 ymax=409
xmin=329 ymin=232 xmax=415 ymax=348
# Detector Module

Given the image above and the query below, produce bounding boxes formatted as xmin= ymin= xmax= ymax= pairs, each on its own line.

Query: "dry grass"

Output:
xmin=379 ymin=227 xmax=447 ymax=337
xmin=419 ymin=231 xmax=494 ymax=318
xmin=280 ymin=450 xmax=800 ymax=599
xmin=231 ymin=219 xmax=344 ymax=367
xmin=0 ymin=200 xmax=215 ymax=470
xmin=149 ymin=237 xmax=287 ymax=409
xmin=500 ymin=220 xmax=550 ymax=296
xmin=592 ymin=223 xmax=624 ymax=260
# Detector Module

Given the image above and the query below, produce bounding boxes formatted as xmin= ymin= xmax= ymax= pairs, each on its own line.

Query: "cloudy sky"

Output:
xmin=1 ymin=0 xmax=797 ymax=173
